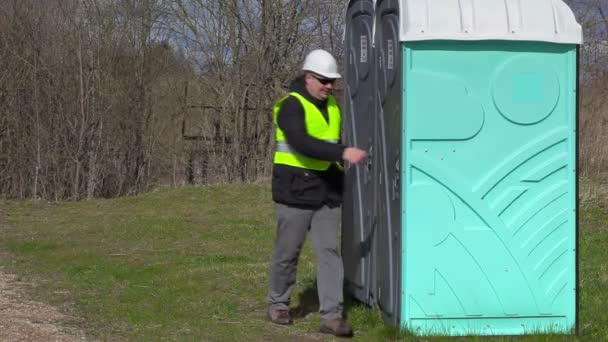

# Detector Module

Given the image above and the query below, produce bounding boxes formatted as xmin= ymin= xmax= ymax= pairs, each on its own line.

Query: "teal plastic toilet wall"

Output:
xmin=401 ymin=40 xmax=577 ymax=335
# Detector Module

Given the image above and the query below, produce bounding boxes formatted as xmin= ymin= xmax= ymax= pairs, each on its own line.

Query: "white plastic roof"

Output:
xmin=399 ymin=0 xmax=583 ymax=44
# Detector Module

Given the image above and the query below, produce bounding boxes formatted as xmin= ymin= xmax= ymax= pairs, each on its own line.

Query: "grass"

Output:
xmin=0 ymin=183 xmax=607 ymax=341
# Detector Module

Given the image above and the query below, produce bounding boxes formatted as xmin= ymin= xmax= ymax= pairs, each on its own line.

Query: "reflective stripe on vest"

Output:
xmin=273 ymin=92 xmax=341 ymax=171
xmin=275 ymin=140 xmax=339 ymax=153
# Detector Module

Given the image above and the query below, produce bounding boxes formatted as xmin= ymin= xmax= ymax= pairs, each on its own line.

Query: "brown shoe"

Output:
xmin=320 ymin=318 xmax=353 ymax=337
xmin=267 ymin=307 xmax=292 ymax=325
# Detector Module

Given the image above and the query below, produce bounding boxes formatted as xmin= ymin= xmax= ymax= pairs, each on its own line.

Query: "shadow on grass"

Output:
xmin=342 ymin=292 xmax=359 ymax=320
xmin=290 ymin=277 xmax=361 ymax=320
xmin=291 ymin=278 xmax=318 ymax=319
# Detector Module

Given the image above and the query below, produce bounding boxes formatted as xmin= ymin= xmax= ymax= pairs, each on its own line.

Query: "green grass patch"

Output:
xmin=0 ymin=183 xmax=607 ymax=341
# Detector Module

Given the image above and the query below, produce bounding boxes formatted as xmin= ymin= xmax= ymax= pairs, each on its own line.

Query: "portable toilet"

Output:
xmin=342 ymin=0 xmax=582 ymax=336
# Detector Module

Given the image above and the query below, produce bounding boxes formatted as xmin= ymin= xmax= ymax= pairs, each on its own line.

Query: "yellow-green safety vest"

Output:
xmin=273 ymin=92 xmax=341 ymax=171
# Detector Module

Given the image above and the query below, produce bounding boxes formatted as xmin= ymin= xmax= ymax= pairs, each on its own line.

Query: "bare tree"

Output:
xmin=565 ymin=0 xmax=608 ymax=186
xmin=0 ymin=0 xmax=189 ymax=200
xmin=2 ymin=0 xmax=604 ymax=201
xmin=167 ymin=0 xmax=345 ymax=184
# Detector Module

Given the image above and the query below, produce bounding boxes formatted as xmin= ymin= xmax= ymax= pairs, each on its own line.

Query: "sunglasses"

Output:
xmin=311 ymin=74 xmax=336 ymax=85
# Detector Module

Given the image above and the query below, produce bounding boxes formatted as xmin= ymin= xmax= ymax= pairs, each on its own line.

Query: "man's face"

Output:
xmin=305 ymin=72 xmax=336 ymax=100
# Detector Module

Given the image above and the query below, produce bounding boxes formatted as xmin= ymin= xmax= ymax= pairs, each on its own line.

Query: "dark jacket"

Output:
xmin=271 ymin=76 xmax=346 ymax=209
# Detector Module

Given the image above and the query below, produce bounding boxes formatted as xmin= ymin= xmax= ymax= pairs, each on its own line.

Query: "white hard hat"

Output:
xmin=302 ymin=49 xmax=342 ymax=79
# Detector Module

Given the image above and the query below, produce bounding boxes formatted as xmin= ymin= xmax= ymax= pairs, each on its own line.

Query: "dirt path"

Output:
xmin=0 ymin=268 xmax=87 ymax=342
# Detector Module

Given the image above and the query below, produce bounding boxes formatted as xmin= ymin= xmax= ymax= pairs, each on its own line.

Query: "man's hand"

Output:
xmin=342 ymin=147 xmax=368 ymax=165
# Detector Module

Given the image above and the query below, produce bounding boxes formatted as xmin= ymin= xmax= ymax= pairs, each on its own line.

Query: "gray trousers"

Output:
xmin=267 ymin=203 xmax=343 ymax=320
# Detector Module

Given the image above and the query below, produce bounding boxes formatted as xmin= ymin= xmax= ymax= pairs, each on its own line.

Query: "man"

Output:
xmin=267 ymin=49 xmax=367 ymax=338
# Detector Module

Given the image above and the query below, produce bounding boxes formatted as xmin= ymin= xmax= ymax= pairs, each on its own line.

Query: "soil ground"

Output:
xmin=0 ymin=268 xmax=87 ymax=342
